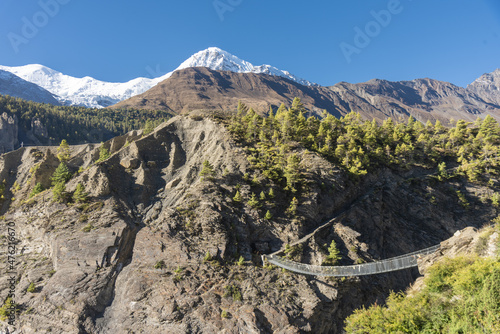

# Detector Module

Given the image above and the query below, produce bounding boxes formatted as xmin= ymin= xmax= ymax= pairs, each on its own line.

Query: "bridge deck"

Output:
xmin=262 ymin=244 xmax=439 ymax=277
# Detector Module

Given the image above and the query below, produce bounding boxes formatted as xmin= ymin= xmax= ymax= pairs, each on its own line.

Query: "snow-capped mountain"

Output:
xmin=0 ymin=69 xmax=60 ymax=105
xmin=0 ymin=48 xmax=316 ymax=108
xmin=176 ymin=47 xmax=316 ymax=87
xmin=0 ymin=64 xmax=169 ymax=108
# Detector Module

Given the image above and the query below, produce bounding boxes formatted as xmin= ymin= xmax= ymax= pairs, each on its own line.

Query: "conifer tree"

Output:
xmin=52 ymin=182 xmax=66 ymax=203
xmin=29 ymin=183 xmax=44 ymax=198
xmin=233 ymin=190 xmax=242 ymax=202
xmin=143 ymin=120 xmax=155 ymax=135
xmin=96 ymin=143 xmax=111 ymax=163
xmin=73 ymin=183 xmax=88 ymax=203
xmin=57 ymin=139 xmax=70 ymax=162
xmin=322 ymin=240 xmax=341 ymax=266
xmin=284 ymin=154 xmax=302 ymax=193
xmin=200 ymin=160 xmax=215 ymax=181
xmin=52 ymin=162 xmax=72 ymax=186
xmin=287 ymin=197 xmax=298 ymax=216
xmin=247 ymin=193 xmax=260 ymax=208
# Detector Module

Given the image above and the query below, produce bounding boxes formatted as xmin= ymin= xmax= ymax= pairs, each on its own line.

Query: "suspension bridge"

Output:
xmin=262 ymin=244 xmax=440 ymax=277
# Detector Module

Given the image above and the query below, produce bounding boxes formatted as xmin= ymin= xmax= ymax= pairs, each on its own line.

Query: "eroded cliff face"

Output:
xmin=0 ymin=112 xmax=18 ymax=154
xmin=0 ymin=116 xmax=497 ymax=333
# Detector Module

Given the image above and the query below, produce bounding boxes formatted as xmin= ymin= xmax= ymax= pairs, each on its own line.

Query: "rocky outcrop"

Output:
xmin=410 ymin=226 xmax=499 ymax=293
xmin=467 ymin=69 xmax=500 ymax=106
xmin=0 ymin=116 xmax=497 ymax=333
xmin=0 ymin=112 xmax=18 ymax=153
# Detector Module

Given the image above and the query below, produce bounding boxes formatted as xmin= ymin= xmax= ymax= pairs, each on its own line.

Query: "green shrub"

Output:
xmin=0 ymin=297 xmax=18 ymax=321
xmin=345 ymin=256 xmax=500 ymax=333
xmin=27 ymin=282 xmax=36 ymax=293
xmin=224 ymin=285 xmax=243 ymax=302
xmin=456 ymin=190 xmax=470 ymax=209
xmin=154 ymin=260 xmax=166 ymax=269
xmin=203 ymin=251 xmax=212 ymax=263
xmin=491 ymin=193 xmax=500 ymax=207
xmin=82 ymin=223 xmax=94 ymax=232
xmin=29 ymin=183 xmax=45 ymax=198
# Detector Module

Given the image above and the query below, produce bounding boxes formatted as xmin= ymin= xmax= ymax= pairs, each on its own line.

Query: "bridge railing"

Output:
xmin=262 ymin=244 xmax=440 ymax=277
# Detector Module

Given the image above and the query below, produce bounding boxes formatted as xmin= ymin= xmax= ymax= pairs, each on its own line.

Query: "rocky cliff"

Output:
xmin=0 ymin=115 xmax=497 ymax=333
xmin=0 ymin=112 xmax=18 ymax=154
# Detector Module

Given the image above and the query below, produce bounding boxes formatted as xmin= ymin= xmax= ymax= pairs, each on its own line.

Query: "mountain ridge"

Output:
xmin=0 ymin=48 xmax=314 ymax=108
xmin=113 ymin=66 xmax=500 ymax=124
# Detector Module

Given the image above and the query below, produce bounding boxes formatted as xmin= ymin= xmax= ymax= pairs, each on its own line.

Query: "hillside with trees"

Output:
xmin=228 ymin=98 xmax=500 ymax=184
xmin=0 ymin=94 xmax=173 ymax=147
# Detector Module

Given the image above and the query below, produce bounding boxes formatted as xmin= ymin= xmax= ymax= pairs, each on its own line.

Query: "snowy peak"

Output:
xmin=175 ymin=47 xmax=317 ymax=87
xmin=0 ymin=69 xmax=60 ymax=105
xmin=0 ymin=64 xmax=162 ymax=108
xmin=0 ymin=47 xmax=316 ymax=108
xmin=176 ymin=47 xmax=255 ymax=73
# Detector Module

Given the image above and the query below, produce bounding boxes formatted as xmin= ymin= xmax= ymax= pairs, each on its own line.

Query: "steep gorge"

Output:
xmin=0 ymin=115 xmax=497 ymax=333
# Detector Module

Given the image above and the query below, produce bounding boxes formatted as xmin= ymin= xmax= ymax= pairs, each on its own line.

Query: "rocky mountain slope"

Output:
xmin=0 ymin=114 xmax=497 ymax=333
xmin=0 ymin=70 xmax=60 ymax=105
xmin=467 ymin=68 xmax=500 ymax=106
xmin=113 ymin=67 xmax=500 ymax=124
xmin=112 ymin=67 xmax=338 ymax=116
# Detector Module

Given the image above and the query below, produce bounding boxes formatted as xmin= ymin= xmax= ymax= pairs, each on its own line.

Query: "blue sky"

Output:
xmin=1 ymin=0 xmax=499 ymax=87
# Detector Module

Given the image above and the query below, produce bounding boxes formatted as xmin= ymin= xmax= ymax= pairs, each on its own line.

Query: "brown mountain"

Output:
xmin=112 ymin=67 xmax=344 ymax=117
xmin=112 ymin=67 xmax=500 ymax=123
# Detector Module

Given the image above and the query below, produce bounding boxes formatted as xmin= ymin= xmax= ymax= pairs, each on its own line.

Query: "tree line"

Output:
xmin=0 ymin=95 xmax=172 ymax=145
xmin=228 ymin=98 xmax=500 ymax=183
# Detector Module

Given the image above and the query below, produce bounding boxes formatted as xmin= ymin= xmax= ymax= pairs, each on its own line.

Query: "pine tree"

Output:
xmin=52 ymin=182 xmax=66 ymax=202
xmin=268 ymin=188 xmax=275 ymax=199
xmin=73 ymin=183 xmax=88 ymax=203
xmin=284 ymin=154 xmax=302 ymax=192
xmin=96 ymin=143 xmax=111 ymax=163
xmin=264 ymin=210 xmax=272 ymax=220
xmin=322 ymin=240 xmax=341 ymax=266
xmin=29 ymin=183 xmax=44 ymax=198
xmin=200 ymin=160 xmax=215 ymax=181
xmin=57 ymin=139 xmax=70 ymax=162
xmin=259 ymin=191 xmax=266 ymax=201
xmin=233 ymin=190 xmax=242 ymax=202
xmin=143 ymin=120 xmax=155 ymax=135
xmin=51 ymin=162 xmax=71 ymax=186
xmin=237 ymin=100 xmax=249 ymax=115
xmin=287 ymin=197 xmax=298 ymax=216
xmin=247 ymin=193 xmax=260 ymax=208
